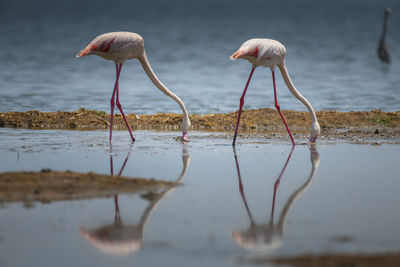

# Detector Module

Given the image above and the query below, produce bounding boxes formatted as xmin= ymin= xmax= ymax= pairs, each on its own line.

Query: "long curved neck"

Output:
xmin=277 ymin=61 xmax=318 ymax=124
xmin=138 ymin=51 xmax=190 ymax=124
xmin=381 ymin=13 xmax=389 ymax=41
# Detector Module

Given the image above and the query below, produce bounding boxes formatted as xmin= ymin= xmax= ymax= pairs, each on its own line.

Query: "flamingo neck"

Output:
xmin=277 ymin=62 xmax=318 ymax=124
xmin=381 ymin=14 xmax=389 ymax=41
xmin=138 ymin=51 xmax=191 ymax=133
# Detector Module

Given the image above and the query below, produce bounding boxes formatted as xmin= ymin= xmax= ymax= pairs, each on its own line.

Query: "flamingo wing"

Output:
xmin=76 ymin=34 xmax=118 ymax=57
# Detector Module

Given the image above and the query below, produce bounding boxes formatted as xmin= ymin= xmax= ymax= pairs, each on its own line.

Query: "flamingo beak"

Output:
xmin=230 ymin=50 xmax=245 ymax=60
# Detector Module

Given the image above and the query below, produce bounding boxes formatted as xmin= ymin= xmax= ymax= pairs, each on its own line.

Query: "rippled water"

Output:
xmin=1 ymin=0 xmax=400 ymax=115
xmin=0 ymin=129 xmax=400 ymax=267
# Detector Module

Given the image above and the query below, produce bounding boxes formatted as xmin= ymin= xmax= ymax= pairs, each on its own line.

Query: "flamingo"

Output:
xmin=377 ymin=7 xmax=392 ymax=63
xmin=76 ymin=31 xmax=191 ymax=142
xmin=230 ymin=38 xmax=320 ymax=146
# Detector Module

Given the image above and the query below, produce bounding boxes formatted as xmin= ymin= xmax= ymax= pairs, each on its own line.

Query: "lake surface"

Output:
xmin=1 ymin=0 xmax=400 ymax=115
xmin=1 ymin=129 xmax=400 ymax=267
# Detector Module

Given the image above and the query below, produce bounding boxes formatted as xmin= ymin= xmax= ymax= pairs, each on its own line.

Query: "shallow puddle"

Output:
xmin=0 ymin=129 xmax=400 ymax=267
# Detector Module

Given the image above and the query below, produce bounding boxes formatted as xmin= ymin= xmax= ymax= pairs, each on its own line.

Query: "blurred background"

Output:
xmin=0 ymin=0 xmax=399 ymax=114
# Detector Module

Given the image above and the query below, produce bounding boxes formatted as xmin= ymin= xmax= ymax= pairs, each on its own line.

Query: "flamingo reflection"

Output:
xmin=232 ymin=147 xmax=320 ymax=252
xmin=80 ymin=145 xmax=190 ymax=255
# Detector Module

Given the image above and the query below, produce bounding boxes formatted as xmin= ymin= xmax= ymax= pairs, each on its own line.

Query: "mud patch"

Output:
xmin=252 ymin=252 xmax=400 ymax=267
xmin=0 ymin=169 xmax=176 ymax=205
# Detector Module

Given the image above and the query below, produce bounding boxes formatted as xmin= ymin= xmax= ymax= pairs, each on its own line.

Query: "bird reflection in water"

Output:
xmin=80 ymin=144 xmax=190 ymax=255
xmin=231 ymin=147 xmax=320 ymax=252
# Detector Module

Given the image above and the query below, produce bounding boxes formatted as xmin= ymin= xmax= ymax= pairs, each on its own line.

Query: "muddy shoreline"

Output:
xmin=0 ymin=169 xmax=177 ymax=205
xmin=252 ymin=252 xmax=400 ymax=267
xmin=1 ymin=111 xmax=400 ymax=264
xmin=1 ymin=108 xmax=400 ymax=141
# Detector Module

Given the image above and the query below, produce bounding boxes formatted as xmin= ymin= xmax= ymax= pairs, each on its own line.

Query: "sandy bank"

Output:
xmin=251 ymin=252 xmax=400 ymax=267
xmin=0 ymin=169 xmax=176 ymax=205
xmin=1 ymin=108 xmax=399 ymax=141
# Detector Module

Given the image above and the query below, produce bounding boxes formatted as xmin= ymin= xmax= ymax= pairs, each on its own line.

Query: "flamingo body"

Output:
xmin=231 ymin=38 xmax=286 ymax=68
xmin=77 ymin=31 xmax=191 ymax=142
xmin=77 ymin=32 xmax=144 ymax=63
xmin=231 ymin=38 xmax=320 ymax=146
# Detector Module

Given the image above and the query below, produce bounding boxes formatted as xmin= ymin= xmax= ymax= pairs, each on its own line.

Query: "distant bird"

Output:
xmin=378 ymin=7 xmax=392 ymax=63
xmin=77 ymin=31 xmax=191 ymax=142
xmin=230 ymin=38 xmax=320 ymax=146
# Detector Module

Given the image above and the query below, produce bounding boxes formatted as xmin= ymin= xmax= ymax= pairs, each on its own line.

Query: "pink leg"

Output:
xmin=110 ymin=64 xmax=122 ymax=142
xmin=109 ymin=64 xmax=122 ymax=142
xmin=114 ymin=63 xmax=135 ymax=142
xmin=110 ymin=144 xmax=114 ymax=176
xmin=272 ymin=70 xmax=295 ymax=147
xmin=233 ymin=68 xmax=255 ymax=146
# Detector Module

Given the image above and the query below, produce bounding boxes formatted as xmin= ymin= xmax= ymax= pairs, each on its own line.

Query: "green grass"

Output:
xmin=373 ymin=117 xmax=391 ymax=124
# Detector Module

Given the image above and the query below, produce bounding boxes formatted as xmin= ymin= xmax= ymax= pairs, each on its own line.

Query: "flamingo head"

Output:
xmin=230 ymin=49 xmax=246 ymax=60
xmin=385 ymin=7 xmax=392 ymax=15
xmin=182 ymin=132 xmax=188 ymax=142
xmin=182 ymin=117 xmax=191 ymax=142
xmin=309 ymin=122 xmax=320 ymax=144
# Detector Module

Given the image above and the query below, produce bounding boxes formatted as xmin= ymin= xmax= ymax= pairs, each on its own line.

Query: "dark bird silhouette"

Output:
xmin=378 ymin=7 xmax=392 ymax=63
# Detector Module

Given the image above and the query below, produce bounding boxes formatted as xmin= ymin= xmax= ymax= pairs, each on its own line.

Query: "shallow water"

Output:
xmin=1 ymin=129 xmax=400 ymax=267
xmin=1 ymin=0 xmax=400 ymax=115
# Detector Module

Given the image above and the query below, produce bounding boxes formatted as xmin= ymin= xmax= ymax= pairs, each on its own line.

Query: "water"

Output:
xmin=1 ymin=129 xmax=400 ymax=267
xmin=1 ymin=0 xmax=400 ymax=115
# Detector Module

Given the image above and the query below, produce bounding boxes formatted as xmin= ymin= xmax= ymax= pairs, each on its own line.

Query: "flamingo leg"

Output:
xmin=110 ymin=143 xmax=114 ymax=175
xmin=233 ymin=68 xmax=255 ymax=146
xmin=271 ymin=69 xmax=295 ymax=147
xmin=114 ymin=63 xmax=135 ymax=142
xmin=109 ymin=64 xmax=121 ymax=142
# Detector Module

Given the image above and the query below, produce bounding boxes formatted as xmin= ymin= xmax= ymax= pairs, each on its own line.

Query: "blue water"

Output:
xmin=1 ymin=129 xmax=400 ymax=267
xmin=1 ymin=0 xmax=399 ymax=115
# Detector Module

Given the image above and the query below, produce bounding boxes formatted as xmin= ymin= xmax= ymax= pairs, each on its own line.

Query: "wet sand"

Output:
xmin=253 ymin=252 xmax=400 ymax=267
xmin=1 ymin=108 xmax=399 ymax=141
xmin=0 ymin=169 xmax=176 ymax=205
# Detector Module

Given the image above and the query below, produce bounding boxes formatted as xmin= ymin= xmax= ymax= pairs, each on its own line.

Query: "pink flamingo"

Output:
xmin=77 ymin=32 xmax=191 ymax=142
xmin=230 ymin=38 xmax=320 ymax=146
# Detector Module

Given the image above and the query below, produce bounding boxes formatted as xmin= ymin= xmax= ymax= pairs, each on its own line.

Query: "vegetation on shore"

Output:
xmin=0 ymin=108 xmax=399 ymax=140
